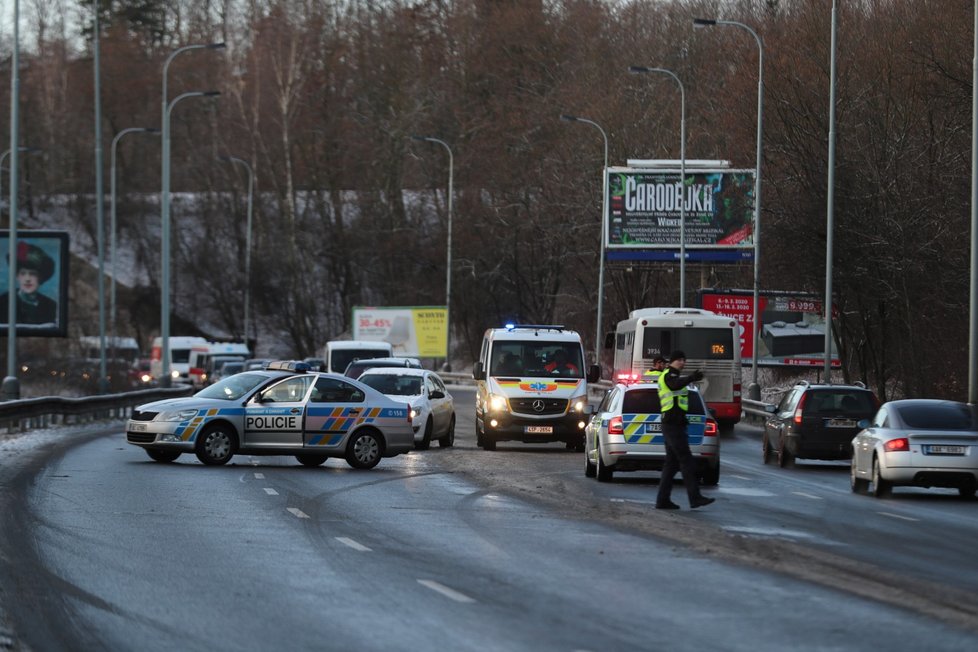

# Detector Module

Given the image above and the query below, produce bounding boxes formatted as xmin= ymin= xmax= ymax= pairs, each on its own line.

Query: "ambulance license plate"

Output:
xmin=525 ymin=426 xmax=553 ymax=434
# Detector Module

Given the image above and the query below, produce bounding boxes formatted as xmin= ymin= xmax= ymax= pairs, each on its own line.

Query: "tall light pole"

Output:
xmin=693 ymin=17 xmax=765 ymax=399
xmin=560 ymin=114 xmax=609 ymax=367
xmin=218 ymin=155 xmax=254 ymax=346
xmin=111 ymin=128 xmax=159 ymax=360
xmin=628 ymin=66 xmax=687 ymax=307
xmin=824 ymin=0 xmax=839 ymax=379
xmin=160 ymin=41 xmax=225 ymax=387
xmin=410 ymin=135 xmax=454 ymax=370
xmin=93 ymin=0 xmax=108 ymax=393
xmin=3 ymin=0 xmax=22 ymax=400
xmin=970 ymin=0 xmax=978 ymax=404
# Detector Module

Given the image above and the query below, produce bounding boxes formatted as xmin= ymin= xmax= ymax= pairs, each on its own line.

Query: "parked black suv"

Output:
xmin=762 ymin=381 xmax=879 ymax=467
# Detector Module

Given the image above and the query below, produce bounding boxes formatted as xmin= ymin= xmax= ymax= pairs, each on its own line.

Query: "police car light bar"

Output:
xmin=616 ymin=373 xmax=642 ymax=384
xmin=265 ymin=360 xmax=311 ymax=373
xmin=504 ymin=324 xmax=566 ymax=332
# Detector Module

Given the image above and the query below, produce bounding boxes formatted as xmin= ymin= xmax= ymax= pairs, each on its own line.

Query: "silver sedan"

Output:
xmin=850 ymin=399 xmax=978 ymax=498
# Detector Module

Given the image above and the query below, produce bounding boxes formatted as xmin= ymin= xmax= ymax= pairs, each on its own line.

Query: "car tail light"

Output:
xmin=884 ymin=438 xmax=909 ymax=452
xmin=793 ymin=392 xmax=808 ymax=425
xmin=705 ymin=419 xmax=718 ymax=436
xmin=608 ymin=416 xmax=624 ymax=435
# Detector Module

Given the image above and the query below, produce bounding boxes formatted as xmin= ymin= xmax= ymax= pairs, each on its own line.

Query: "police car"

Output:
xmin=126 ymin=361 xmax=414 ymax=469
xmin=584 ymin=377 xmax=720 ymax=484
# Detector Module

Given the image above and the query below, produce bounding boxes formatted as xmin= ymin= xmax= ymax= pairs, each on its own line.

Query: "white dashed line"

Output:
xmin=254 ymin=472 xmax=265 ymax=479
xmin=731 ymin=474 xmax=751 ymax=480
xmin=417 ymin=580 xmax=476 ymax=604
xmin=791 ymin=491 xmax=823 ymax=500
xmin=287 ymin=508 xmax=310 ymax=519
xmin=878 ymin=511 xmax=919 ymax=522
xmin=335 ymin=537 xmax=372 ymax=552
xmin=263 ymin=488 xmax=279 ymax=496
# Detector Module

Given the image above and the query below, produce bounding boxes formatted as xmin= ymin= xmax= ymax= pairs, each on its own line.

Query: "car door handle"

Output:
xmin=290 ymin=408 xmax=302 ymax=414
xmin=348 ymin=409 xmax=362 ymax=415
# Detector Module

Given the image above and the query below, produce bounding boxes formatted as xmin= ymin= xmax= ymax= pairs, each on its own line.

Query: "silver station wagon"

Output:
xmin=126 ymin=361 xmax=414 ymax=469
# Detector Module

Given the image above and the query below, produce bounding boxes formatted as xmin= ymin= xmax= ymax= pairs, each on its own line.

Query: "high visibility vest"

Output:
xmin=643 ymin=369 xmax=663 ymax=383
xmin=658 ymin=370 xmax=689 ymax=412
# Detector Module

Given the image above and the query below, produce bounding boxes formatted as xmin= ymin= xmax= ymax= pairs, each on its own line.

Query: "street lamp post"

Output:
xmin=628 ymin=66 xmax=687 ymax=307
xmin=560 ymin=114 xmax=609 ymax=367
xmin=693 ymin=17 xmax=765 ymax=400
xmin=111 ymin=128 xmax=159 ymax=360
xmin=3 ymin=0 xmax=22 ymax=400
xmin=0 ymin=148 xmax=40 ymax=225
xmin=94 ymin=0 xmax=108 ymax=393
xmin=160 ymin=42 xmax=225 ymax=387
xmin=971 ymin=0 xmax=978 ymax=404
xmin=824 ymin=0 xmax=839 ymax=379
xmin=410 ymin=135 xmax=454 ymax=370
xmin=218 ymin=155 xmax=255 ymax=345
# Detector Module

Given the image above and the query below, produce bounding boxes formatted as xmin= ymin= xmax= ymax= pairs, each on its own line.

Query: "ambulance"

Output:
xmin=150 ymin=336 xmax=208 ymax=384
xmin=473 ymin=324 xmax=600 ymax=451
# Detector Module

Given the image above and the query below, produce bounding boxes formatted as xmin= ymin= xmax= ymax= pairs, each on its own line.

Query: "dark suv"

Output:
xmin=762 ymin=381 xmax=879 ymax=467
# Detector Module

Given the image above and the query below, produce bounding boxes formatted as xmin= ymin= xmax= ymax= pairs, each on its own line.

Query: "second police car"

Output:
xmin=126 ymin=361 xmax=414 ymax=469
xmin=584 ymin=374 xmax=720 ymax=484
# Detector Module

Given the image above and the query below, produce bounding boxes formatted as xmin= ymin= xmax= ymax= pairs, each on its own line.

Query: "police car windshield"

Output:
xmin=622 ymin=388 xmax=706 ymax=414
xmin=196 ymin=373 xmax=267 ymax=400
xmin=359 ymin=373 xmax=422 ymax=396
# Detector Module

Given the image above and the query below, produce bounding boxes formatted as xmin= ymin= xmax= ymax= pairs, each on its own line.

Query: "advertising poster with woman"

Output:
xmin=0 ymin=231 xmax=70 ymax=337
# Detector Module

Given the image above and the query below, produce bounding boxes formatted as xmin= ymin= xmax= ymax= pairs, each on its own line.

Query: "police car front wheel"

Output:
xmin=195 ymin=423 xmax=238 ymax=466
xmin=146 ymin=449 xmax=181 ymax=463
xmin=296 ymin=454 xmax=329 ymax=467
xmin=346 ymin=429 xmax=385 ymax=469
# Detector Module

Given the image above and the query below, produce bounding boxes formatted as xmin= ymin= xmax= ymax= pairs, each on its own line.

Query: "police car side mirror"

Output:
xmin=429 ymin=390 xmax=445 ymax=399
xmin=586 ymin=364 xmax=601 ymax=384
xmin=473 ymin=362 xmax=485 ymax=381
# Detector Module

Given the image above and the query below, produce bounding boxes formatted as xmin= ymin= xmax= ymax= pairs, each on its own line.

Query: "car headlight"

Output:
xmin=488 ymin=394 xmax=509 ymax=412
xmin=158 ymin=408 xmax=198 ymax=422
xmin=171 ymin=370 xmax=180 ymax=379
xmin=140 ymin=374 xmax=152 ymax=383
xmin=410 ymin=408 xmax=420 ymax=419
xmin=572 ymin=399 xmax=586 ymax=413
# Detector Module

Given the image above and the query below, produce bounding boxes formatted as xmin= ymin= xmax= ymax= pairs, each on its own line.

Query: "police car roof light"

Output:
xmin=265 ymin=360 xmax=311 ymax=373
xmin=504 ymin=324 xmax=566 ymax=332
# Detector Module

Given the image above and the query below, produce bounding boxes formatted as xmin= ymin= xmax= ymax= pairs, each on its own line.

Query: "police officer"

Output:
xmin=643 ymin=355 xmax=667 ymax=383
xmin=655 ymin=350 xmax=715 ymax=510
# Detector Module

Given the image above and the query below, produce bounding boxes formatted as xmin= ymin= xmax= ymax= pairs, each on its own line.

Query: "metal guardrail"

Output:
xmin=0 ymin=385 xmax=194 ymax=433
xmin=742 ymin=397 xmax=775 ymax=424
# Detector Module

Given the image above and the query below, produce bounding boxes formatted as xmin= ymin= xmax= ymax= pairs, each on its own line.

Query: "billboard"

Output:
xmin=353 ymin=306 xmax=448 ymax=357
xmin=606 ymin=168 xmax=755 ymax=250
xmin=0 ymin=231 xmax=70 ymax=337
xmin=697 ymin=289 xmax=840 ymax=368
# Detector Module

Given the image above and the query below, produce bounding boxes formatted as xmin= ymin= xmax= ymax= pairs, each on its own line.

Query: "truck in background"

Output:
xmin=323 ymin=340 xmax=394 ymax=375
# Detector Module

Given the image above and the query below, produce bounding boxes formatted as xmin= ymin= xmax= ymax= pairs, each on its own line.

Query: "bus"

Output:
xmin=611 ymin=307 xmax=741 ymax=428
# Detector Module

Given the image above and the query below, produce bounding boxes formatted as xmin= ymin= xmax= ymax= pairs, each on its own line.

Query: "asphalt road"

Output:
xmin=1 ymin=387 xmax=977 ymax=651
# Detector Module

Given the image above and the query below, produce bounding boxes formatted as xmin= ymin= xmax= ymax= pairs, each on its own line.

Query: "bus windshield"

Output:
xmin=642 ymin=327 xmax=734 ymax=360
xmin=490 ymin=341 xmax=584 ymax=378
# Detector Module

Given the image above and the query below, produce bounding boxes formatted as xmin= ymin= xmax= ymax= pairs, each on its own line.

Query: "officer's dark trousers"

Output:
xmin=656 ymin=421 xmax=703 ymax=506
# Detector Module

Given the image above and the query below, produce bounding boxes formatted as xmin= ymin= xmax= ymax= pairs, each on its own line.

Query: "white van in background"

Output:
xmin=80 ymin=336 xmax=140 ymax=364
xmin=323 ymin=340 xmax=394 ymax=374
xmin=473 ymin=324 xmax=600 ymax=451
xmin=150 ymin=336 xmax=208 ymax=384
xmin=188 ymin=341 xmax=251 ymax=388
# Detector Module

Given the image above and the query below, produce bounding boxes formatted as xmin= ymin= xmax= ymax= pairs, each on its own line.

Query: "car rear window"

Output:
xmin=898 ymin=403 xmax=978 ymax=430
xmin=804 ymin=390 xmax=876 ymax=416
xmin=622 ymin=389 xmax=705 ymax=414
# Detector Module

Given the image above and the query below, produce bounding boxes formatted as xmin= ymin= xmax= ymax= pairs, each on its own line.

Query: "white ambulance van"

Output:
xmin=150 ymin=336 xmax=208 ymax=384
xmin=472 ymin=324 xmax=600 ymax=451
xmin=323 ymin=340 xmax=394 ymax=374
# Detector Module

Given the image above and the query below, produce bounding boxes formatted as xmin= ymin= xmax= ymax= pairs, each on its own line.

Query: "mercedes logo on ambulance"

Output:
xmin=532 ymin=399 xmax=545 ymax=412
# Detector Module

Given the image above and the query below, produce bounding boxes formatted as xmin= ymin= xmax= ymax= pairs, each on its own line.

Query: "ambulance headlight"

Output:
xmin=158 ymin=409 xmax=198 ymax=422
xmin=572 ymin=399 xmax=587 ymax=413
xmin=488 ymin=394 xmax=509 ymax=412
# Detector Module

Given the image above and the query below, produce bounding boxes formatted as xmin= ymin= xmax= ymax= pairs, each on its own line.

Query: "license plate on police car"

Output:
xmin=826 ymin=418 xmax=856 ymax=428
xmin=525 ymin=426 xmax=553 ymax=434
xmin=130 ymin=423 xmax=148 ymax=432
xmin=924 ymin=445 xmax=966 ymax=455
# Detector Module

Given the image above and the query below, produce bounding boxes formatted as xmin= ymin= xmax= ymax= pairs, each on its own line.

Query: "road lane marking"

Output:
xmin=417 ymin=580 xmax=476 ymax=604
xmin=878 ymin=511 xmax=920 ymax=522
xmin=263 ymin=488 xmax=279 ymax=496
xmin=715 ymin=487 xmax=775 ymax=497
xmin=791 ymin=491 xmax=822 ymax=500
xmin=254 ymin=472 xmax=265 ymax=479
xmin=335 ymin=537 xmax=372 ymax=552
xmin=287 ymin=508 xmax=310 ymax=519
xmin=731 ymin=474 xmax=751 ymax=480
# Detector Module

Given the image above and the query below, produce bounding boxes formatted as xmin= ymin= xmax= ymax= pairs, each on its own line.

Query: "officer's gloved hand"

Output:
xmin=691 ymin=369 xmax=704 ymax=382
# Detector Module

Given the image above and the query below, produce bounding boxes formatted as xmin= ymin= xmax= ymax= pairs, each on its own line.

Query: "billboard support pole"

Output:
xmin=823 ymin=0 xmax=838 ymax=380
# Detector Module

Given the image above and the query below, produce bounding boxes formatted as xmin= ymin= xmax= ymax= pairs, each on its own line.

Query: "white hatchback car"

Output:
xmin=357 ymin=368 xmax=455 ymax=449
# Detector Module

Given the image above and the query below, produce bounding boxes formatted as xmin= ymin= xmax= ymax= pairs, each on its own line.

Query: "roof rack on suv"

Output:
xmin=796 ymin=380 xmax=811 ymax=387
xmin=503 ymin=323 xmax=565 ymax=332
xmin=265 ymin=360 xmax=311 ymax=373
xmin=852 ymin=381 xmax=866 ymax=388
